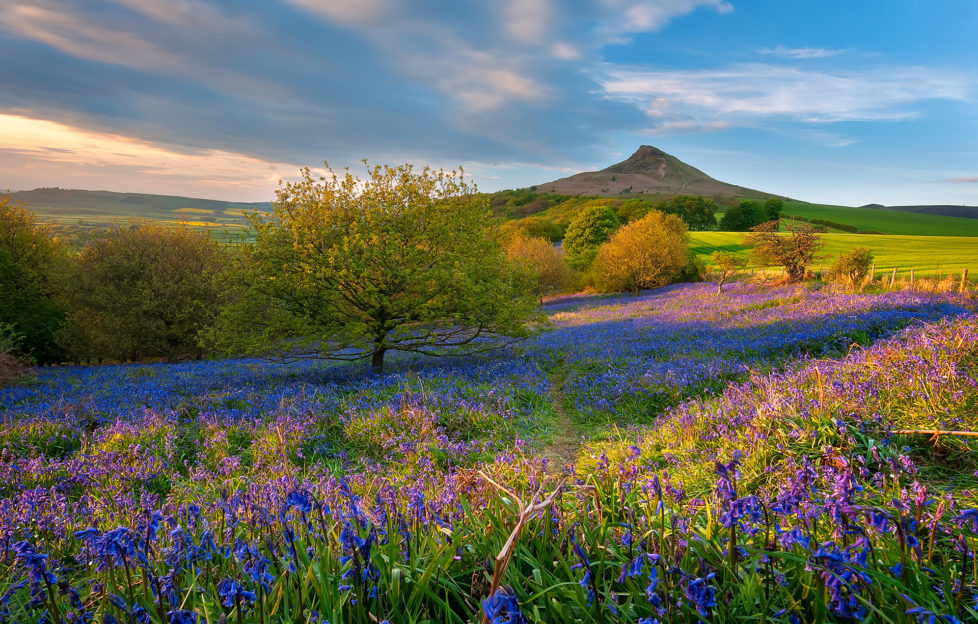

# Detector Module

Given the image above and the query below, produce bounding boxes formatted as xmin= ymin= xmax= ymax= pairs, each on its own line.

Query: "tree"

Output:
xmin=718 ymin=204 xmax=745 ymax=231
xmin=655 ymin=195 xmax=718 ymax=230
xmin=744 ymin=221 xmax=823 ymax=283
xmin=828 ymin=247 xmax=874 ymax=293
xmin=739 ymin=200 xmax=766 ymax=229
xmin=0 ymin=196 xmax=70 ymax=363
xmin=212 ymin=163 xmax=540 ymax=372
xmin=504 ymin=233 xmax=572 ymax=303
xmin=711 ymin=251 xmax=747 ymax=295
xmin=592 ymin=210 xmax=690 ymax=295
xmin=68 ymin=222 xmax=225 ymax=361
xmin=764 ymin=198 xmax=784 ymax=222
xmin=563 ymin=205 xmax=619 ymax=270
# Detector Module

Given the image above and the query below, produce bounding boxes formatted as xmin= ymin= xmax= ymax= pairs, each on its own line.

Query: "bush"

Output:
xmin=504 ymin=233 xmax=572 ymax=302
xmin=67 ymin=222 xmax=225 ymax=361
xmin=0 ymin=323 xmax=26 ymax=385
xmin=745 ymin=220 xmax=823 ymax=283
xmin=592 ymin=210 xmax=689 ymax=294
xmin=829 ymin=246 xmax=874 ymax=292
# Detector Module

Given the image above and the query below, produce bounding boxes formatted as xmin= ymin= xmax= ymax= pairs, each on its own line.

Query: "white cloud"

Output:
xmin=281 ymin=0 xmax=390 ymax=25
xmin=596 ymin=0 xmax=733 ymax=40
xmin=758 ymin=46 xmax=844 ymax=59
xmin=944 ymin=177 xmax=978 ymax=183
xmin=602 ymin=63 xmax=972 ymax=124
xmin=641 ymin=120 xmax=728 ymax=134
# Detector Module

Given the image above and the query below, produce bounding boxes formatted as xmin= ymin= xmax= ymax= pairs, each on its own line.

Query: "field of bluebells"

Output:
xmin=2 ymin=282 xmax=978 ymax=623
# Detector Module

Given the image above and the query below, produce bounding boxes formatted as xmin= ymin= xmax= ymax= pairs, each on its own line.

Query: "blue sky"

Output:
xmin=1 ymin=0 xmax=976 ymax=205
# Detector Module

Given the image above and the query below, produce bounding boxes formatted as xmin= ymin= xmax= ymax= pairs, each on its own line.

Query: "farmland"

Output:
xmin=691 ymin=231 xmax=978 ymax=278
xmin=2 ymin=282 xmax=978 ymax=622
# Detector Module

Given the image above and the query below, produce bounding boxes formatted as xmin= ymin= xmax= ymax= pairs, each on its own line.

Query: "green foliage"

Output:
xmin=0 ymin=196 xmax=70 ymax=363
xmin=745 ymin=221 xmax=823 ymax=282
xmin=212 ymin=163 xmax=542 ymax=372
xmin=501 ymin=216 xmax=564 ymax=241
xmin=764 ymin=197 xmax=784 ymax=221
xmin=655 ymin=194 xmax=718 ymax=230
xmin=592 ymin=210 xmax=690 ymax=294
xmin=718 ymin=204 xmax=744 ymax=231
xmin=562 ymin=205 xmax=619 ymax=271
xmin=829 ymin=246 xmax=874 ymax=292
xmin=739 ymin=200 xmax=766 ymax=229
xmin=66 ymin=222 xmax=225 ymax=361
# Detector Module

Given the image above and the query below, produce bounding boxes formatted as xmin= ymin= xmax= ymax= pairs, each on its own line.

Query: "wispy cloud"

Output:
xmin=758 ymin=46 xmax=844 ymax=59
xmin=602 ymin=63 xmax=972 ymax=129
xmin=0 ymin=114 xmax=316 ymax=200
xmin=944 ymin=177 xmax=978 ymax=183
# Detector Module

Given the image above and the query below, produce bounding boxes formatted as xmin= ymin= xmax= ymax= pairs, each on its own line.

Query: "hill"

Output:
xmin=781 ymin=200 xmax=978 ymax=236
xmin=6 ymin=188 xmax=265 ymax=229
xmin=861 ymin=203 xmax=978 ymax=220
xmin=534 ymin=145 xmax=773 ymax=199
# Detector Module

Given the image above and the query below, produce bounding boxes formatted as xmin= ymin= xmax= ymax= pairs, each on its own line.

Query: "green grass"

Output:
xmin=781 ymin=200 xmax=978 ymax=236
xmin=691 ymin=231 xmax=978 ymax=277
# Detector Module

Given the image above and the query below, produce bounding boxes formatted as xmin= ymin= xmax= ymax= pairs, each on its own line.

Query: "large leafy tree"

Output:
xmin=562 ymin=205 xmax=619 ymax=270
xmin=0 ymin=196 xmax=70 ymax=363
xmin=214 ymin=163 xmax=539 ymax=372
xmin=592 ymin=210 xmax=690 ymax=295
xmin=67 ymin=222 xmax=225 ymax=361
xmin=655 ymin=195 xmax=718 ymax=230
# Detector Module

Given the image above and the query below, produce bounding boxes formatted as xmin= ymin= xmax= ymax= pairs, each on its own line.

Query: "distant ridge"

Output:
xmin=5 ymin=188 xmax=268 ymax=227
xmin=861 ymin=203 xmax=978 ymax=220
xmin=534 ymin=145 xmax=774 ymax=199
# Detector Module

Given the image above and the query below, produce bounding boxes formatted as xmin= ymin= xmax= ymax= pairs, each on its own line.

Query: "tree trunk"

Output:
xmin=371 ymin=347 xmax=386 ymax=373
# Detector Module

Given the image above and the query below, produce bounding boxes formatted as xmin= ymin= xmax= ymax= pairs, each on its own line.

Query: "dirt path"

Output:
xmin=541 ymin=363 xmax=581 ymax=474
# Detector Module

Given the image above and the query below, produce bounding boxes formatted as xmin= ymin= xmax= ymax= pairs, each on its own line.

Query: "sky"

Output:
xmin=1 ymin=0 xmax=977 ymax=206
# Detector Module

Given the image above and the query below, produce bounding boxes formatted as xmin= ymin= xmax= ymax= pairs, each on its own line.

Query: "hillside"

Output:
xmin=6 ymin=188 xmax=265 ymax=228
xmin=862 ymin=203 xmax=978 ymax=220
xmin=534 ymin=145 xmax=773 ymax=199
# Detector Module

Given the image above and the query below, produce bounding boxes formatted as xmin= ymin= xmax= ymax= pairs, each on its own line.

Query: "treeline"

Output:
xmin=1 ymin=196 xmax=227 ymax=365
xmin=492 ymin=192 xmax=727 ymax=240
xmin=2 ymin=174 xmax=796 ymax=371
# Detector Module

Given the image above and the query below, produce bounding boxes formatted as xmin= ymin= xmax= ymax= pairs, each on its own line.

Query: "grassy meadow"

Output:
xmin=3 ymin=282 xmax=978 ymax=623
xmin=780 ymin=200 xmax=978 ymax=236
xmin=692 ymin=231 xmax=978 ymax=278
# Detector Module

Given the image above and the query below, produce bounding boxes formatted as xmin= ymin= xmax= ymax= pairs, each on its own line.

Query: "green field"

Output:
xmin=781 ymin=200 xmax=978 ymax=236
xmin=691 ymin=231 xmax=978 ymax=278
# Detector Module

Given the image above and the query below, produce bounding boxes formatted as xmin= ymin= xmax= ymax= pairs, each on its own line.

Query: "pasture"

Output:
xmin=780 ymin=200 xmax=978 ymax=236
xmin=691 ymin=231 xmax=978 ymax=278
xmin=2 ymin=283 xmax=978 ymax=622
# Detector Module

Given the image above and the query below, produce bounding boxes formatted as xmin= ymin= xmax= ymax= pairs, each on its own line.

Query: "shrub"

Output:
xmin=711 ymin=250 xmax=747 ymax=294
xmin=592 ymin=210 xmax=689 ymax=294
xmin=67 ymin=222 xmax=225 ymax=362
xmin=504 ymin=233 xmax=572 ymax=302
xmin=829 ymin=246 xmax=874 ymax=292
xmin=744 ymin=220 xmax=823 ymax=283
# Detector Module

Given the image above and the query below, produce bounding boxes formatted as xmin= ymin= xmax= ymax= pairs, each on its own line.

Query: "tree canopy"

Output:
xmin=592 ymin=210 xmax=690 ymax=295
xmin=562 ymin=205 xmax=619 ymax=270
xmin=504 ymin=233 xmax=572 ymax=303
xmin=213 ymin=163 xmax=540 ymax=372
xmin=67 ymin=222 xmax=225 ymax=362
xmin=0 ymin=196 xmax=69 ymax=363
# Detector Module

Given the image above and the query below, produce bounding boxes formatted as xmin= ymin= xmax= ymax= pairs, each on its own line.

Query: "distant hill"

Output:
xmin=861 ymin=203 xmax=978 ymax=220
xmin=6 ymin=188 xmax=267 ymax=228
xmin=534 ymin=145 xmax=774 ymax=199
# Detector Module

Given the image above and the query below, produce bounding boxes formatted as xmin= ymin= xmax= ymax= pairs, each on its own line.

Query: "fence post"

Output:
xmin=962 ymin=268 xmax=969 ymax=293
xmin=910 ymin=269 xmax=915 ymax=288
xmin=891 ymin=267 xmax=897 ymax=287
xmin=869 ymin=263 xmax=875 ymax=282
